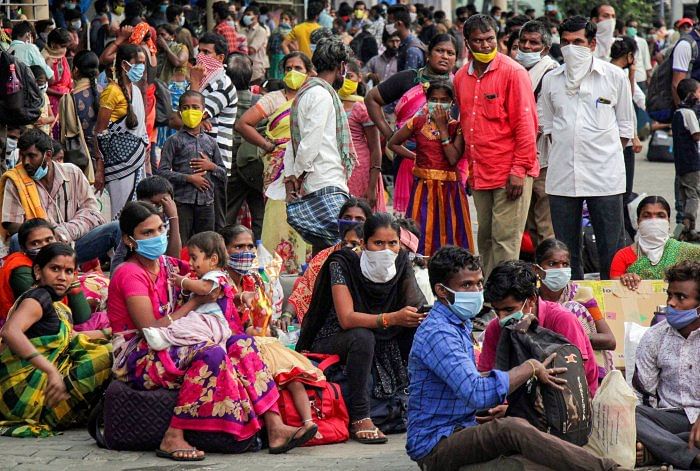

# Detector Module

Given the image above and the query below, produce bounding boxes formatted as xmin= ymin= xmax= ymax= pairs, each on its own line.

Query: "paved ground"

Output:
xmin=0 ymin=148 xmax=677 ymax=470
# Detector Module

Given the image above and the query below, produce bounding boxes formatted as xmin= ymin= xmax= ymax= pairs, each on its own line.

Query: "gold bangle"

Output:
xmin=526 ymin=360 xmax=537 ymax=380
xmin=376 ymin=313 xmax=383 ymax=329
xmin=167 ymin=314 xmax=174 ymax=325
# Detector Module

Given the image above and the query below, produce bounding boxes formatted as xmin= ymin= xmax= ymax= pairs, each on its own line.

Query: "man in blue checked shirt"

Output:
xmin=407 ymin=246 xmax=622 ymax=470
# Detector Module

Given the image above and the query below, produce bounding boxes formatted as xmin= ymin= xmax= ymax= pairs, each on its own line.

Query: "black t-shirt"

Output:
xmin=19 ymin=287 xmax=62 ymax=339
xmin=376 ymin=69 xmax=419 ymax=105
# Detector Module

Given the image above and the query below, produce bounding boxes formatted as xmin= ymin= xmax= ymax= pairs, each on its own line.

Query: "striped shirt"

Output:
xmin=203 ymin=73 xmax=238 ymax=170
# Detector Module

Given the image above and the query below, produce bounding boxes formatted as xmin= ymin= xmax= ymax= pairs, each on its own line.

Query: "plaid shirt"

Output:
xmin=407 ymin=302 xmax=509 ymax=461
xmin=156 ymin=129 xmax=226 ymax=206
xmin=215 ymin=21 xmax=239 ymax=54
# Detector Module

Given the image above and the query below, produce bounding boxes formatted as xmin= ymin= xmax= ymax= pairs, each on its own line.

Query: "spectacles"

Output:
xmin=232 ymin=243 xmax=255 ymax=250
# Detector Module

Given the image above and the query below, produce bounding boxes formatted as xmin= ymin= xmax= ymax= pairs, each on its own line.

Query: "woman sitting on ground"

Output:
xmin=296 ymin=212 xmax=427 ymax=445
xmin=0 ymin=219 xmax=91 ymax=328
xmin=108 ymin=201 xmax=311 ymax=462
xmin=611 ymin=195 xmax=700 ymax=289
xmin=535 ymin=239 xmax=616 ymax=380
xmin=0 ymin=243 xmax=111 ymax=437
xmin=283 ymin=197 xmax=372 ymax=328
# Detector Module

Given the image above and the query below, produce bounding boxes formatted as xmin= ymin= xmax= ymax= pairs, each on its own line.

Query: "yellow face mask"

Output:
xmin=283 ymin=70 xmax=307 ymax=90
xmin=181 ymin=109 xmax=204 ymax=129
xmin=338 ymin=78 xmax=359 ymax=97
xmin=470 ymin=47 xmax=498 ymax=64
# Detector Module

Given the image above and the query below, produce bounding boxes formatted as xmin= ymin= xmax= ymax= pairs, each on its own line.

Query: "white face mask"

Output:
xmin=596 ymin=18 xmax=615 ymax=40
xmin=595 ymin=18 xmax=615 ymax=58
xmin=561 ymin=44 xmax=593 ymax=94
xmin=515 ymin=50 xmax=543 ymax=69
xmin=179 ymin=16 xmax=185 ymax=27
xmin=360 ymin=249 xmax=398 ymax=283
xmin=636 ymin=218 xmax=670 ymax=265
xmin=409 ymin=12 xmax=417 ymax=23
xmin=551 ymin=33 xmax=560 ymax=44
xmin=385 ymin=22 xmax=397 ymax=35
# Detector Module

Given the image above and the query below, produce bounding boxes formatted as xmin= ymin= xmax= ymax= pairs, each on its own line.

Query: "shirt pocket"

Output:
xmin=583 ymin=93 xmax=617 ymax=131
xmin=481 ymin=94 xmax=505 ymax=121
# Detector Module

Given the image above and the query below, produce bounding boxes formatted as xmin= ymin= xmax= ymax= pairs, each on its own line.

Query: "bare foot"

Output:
xmin=268 ymin=422 xmax=312 ymax=449
xmin=159 ymin=427 xmax=204 ymax=460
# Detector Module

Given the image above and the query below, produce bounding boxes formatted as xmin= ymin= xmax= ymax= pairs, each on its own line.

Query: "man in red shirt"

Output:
xmin=213 ymin=1 xmax=240 ymax=55
xmin=454 ymin=15 xmax=539 ymax=276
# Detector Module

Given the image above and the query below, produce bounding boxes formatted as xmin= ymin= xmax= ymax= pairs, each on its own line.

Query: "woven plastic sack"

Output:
xmin=584 ymin=370 xmax=637 ymax=468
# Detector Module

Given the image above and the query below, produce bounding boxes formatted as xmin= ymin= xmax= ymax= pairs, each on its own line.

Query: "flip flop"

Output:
xmin=155 ymin=448 xmax=205 ymax=461
xmin=350 ymin=427 xmax=388 ymax=445
xmin=269 ymin=423 xmax=319 ymax=454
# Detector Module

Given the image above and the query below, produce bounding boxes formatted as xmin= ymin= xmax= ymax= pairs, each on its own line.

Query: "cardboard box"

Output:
xmin=576 ymin=280 xmax=667 ymax=368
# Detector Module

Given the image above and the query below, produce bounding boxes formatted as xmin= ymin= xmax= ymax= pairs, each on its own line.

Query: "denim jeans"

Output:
xmin=9 ymin=221 xmax=121 ymax=265
xmin=636 ymin=405 xmax=699 ymax=469
xmin=549 ymin=194 xmax=624 ymax=280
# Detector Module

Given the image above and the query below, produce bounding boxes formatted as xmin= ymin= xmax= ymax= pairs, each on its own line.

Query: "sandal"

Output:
xmin=269 ymin=423 xmax=319 ymax=454
xmin=155 ymin=448 xmax=205 ymax=462
xmin=350 ymin=419 xmax=388 ymax=445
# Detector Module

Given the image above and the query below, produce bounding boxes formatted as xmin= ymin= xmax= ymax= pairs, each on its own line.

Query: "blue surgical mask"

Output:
xmin=132 ymin=232 xmax=168 ymax=260
xmin=499 ymin=301 xmax=527 ymax=327
xmin=30 ymin=154 xmax=48 ymax=181
xmin=242 ymin=15 xmax=253 ymax=26
xmin=160 ymin=3 xmax=169 ymax=13
xmin=125 ymin=62 xmax=145 ymax=83
xmin=541 ymin=267 xmax=571 ymax=292
xmin=515 ymin=50 xmax=542 ymax=69
xmin=666 ymin=305 xmax=700 ymax=330
xmin=441 ymin=284 xmax=484 ymax=321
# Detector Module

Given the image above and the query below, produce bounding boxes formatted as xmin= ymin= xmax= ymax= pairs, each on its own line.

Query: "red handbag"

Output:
xmin=277 ymin=353 xmax=349 ymax=446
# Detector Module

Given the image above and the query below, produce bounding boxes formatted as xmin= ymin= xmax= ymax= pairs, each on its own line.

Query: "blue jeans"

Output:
xmin=9 ymin=222 xmax=121 ymax=265
xmin=549 ymin=194 xmax=624 ymax=280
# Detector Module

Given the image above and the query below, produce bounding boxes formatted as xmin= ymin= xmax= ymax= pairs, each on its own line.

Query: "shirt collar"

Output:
xmin=51 ymin=161 xmax=69 ymax=183
xmin=466 ymin=52 xmax=501 ymax=76
xmin=432 ymin=301 xmax=472 ymax=329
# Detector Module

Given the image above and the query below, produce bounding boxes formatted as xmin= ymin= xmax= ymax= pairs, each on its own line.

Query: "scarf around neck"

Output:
xmin=196 ymin=53 xmax=225 ymax=90
xmin=290 ymin=77 xmax=357 ymax=178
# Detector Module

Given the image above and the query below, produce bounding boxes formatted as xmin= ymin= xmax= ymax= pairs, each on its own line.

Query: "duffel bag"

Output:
xmin=87 ymin=380 xmax=257 ymax=453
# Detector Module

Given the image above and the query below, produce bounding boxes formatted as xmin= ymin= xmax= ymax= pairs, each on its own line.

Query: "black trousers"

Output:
xmin=226 ymin=166 xmax=264 ymax=241
xmin=177 ymin=203 xmax=215 ymax=243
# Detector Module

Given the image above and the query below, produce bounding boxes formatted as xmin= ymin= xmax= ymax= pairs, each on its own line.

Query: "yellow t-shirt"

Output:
xmin=286 ymin=22 xmax=321 ymax=59
xmin=99 ymin=82 xmax=128 ymax=123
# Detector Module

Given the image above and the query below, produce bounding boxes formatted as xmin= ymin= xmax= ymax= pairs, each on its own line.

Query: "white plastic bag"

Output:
xmin=624 ymin=322 xmax=649 ymax=386
xmin=584 ymin=370 xmax=637 ymax=468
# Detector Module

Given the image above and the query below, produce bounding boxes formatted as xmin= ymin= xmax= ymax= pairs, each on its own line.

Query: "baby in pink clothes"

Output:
xmin=142 ymin=232 xmax=234 ymax=351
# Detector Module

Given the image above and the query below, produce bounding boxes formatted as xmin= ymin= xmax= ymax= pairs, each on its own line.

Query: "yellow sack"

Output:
xmin=584 ymin=370 xmax=637 ymax=468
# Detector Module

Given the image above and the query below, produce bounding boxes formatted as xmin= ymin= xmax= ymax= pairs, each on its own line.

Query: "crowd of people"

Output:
xmin=1 ymin=0 xmax=700 ymax=469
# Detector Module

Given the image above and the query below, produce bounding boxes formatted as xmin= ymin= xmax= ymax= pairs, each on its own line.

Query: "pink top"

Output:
xmin=407 ymin=113 xmax=461 ymax=171
xmin=477 ymin=299 xmax=599 ymax=397
xmin=346 ymin=102 xmax=386 ymax=212
xmin=107 ymin=256 xmax=188 ymax=334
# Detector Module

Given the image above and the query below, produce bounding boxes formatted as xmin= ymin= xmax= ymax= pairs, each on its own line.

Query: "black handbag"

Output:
xmin=87 ymin=380 xmax=258 ymax=453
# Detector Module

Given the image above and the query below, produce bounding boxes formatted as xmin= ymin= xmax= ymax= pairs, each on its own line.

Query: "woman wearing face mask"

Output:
xmin=388 ymin=81 xmax=474 ymax=256
xmin=535 ymin=238 xmax=616 ymax=381
xmin=94 ymin=43 xmax=149 ymax=219
xmin=268 ymin=10 xmax=294 ymax=80
xmin=610 ymin=36 xmax=645 ymax=239
xmin=339 ymin=59 xmax=385 ymax=212
xmin=41 ymin=28 xmax=73 ymax=137
xmin=0 ymin=219 xmax=90 ymax=327
xmin=108 ymin=202 xmax=307 ymax=460
xmin=235 ymin=52 xmax=314 ymax=274
xmin=366 ymin=34 xmax=459 ymax=215
xmin=0 ymin=242 xmax=111 ymax=438
xmin=611 ymin=196 xmax=700 ymax=289
xmin=297 ymin=212 xmax=427 ymax=445
xmin=479 ymin=260 xmax=600 ymax=398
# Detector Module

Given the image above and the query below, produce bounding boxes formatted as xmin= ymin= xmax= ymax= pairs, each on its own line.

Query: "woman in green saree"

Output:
xmin=611 ymin=196 xmax=700 ymax=289
xmin=0 ymin=243 xmax=111 ymax=437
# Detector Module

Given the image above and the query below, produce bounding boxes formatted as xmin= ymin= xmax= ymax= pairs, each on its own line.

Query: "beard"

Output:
xmin=332 ymin=75 xmax=344 ymax=90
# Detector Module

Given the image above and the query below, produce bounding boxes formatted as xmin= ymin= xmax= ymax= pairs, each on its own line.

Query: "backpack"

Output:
xmin=495 ymin=315 xmax=592 ymax=446
xmin=647 ymin=34 xmax=698 ymax=123
xmin=277 ymin=353 xmax=350 ymax=446
xmin=154 ymin=79 xmax=174 ymax=127
xmin=0 ymin=49 xmax=44 ymax=126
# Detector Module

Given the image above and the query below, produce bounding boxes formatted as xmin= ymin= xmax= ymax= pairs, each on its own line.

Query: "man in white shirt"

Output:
xmin=626 ymin=19 xmax=652 ymax=90
xmin=516 ymin=20 xmax=560 ymax=246
xmin=634 ymin=261 xmax=700 ymax=469
xmin=539 ymin=16 xmax=634 ymax=279
xmin=590 ymin=4 xmax=616 ymax=60
xmin=283 ymin=38 xmax=352 ymax=253
xmin=670 ymin=17 xmax=700 ymax=106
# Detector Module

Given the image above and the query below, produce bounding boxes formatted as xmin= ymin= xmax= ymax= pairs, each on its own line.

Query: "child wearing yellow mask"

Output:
xmin=156 ymin=90 xmax=227 ymax=242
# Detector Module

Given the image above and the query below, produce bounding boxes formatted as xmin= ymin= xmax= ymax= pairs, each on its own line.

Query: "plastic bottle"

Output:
xmin=286 ymin=325 xmax=300 ymax=349
xmin=6 ymin=64 xmax=22 ymax=95
xmin=256 ymin=240 xmax=272 ymax=283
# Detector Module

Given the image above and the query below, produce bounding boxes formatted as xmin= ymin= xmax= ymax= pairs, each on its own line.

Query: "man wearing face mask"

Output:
xmin=283 ymin=38 xmax=354 ymax=253
xmin=517 ymin=20 xmax=559 ymax=247
xmin=407 ymin=248 xmax=617 ymax=470
xmin=539 ymin=15 xmax=634 ymax=280
xmin=633 ymin=260 xmax=700 ymax=470
xmin=8 ymin=21 xmax=55 ymax=82
xmin=165 ymin=4 xmax=194 ymax=62
xmin=590 ymin=3 xmax=616 ymax=60
xmin=0 ymin=129 xmax=120 ymax=265
xmin=478 ymin=260 xmax=599 ymax=399
xmin=242 ymin=6 xmax=269 ymax=85
xmin=387 ymin=5 xmax=426 ymax=72
xmin=454 ymin=14 xmax=539 ymax=277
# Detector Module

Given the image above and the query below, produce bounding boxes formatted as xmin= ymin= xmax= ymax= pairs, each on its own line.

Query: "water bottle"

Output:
xmin=286 ymin=325 xmax=300 ymax=349
xmin=6 ymin=64 xmax=22 ymax=95
xmin=256 ymin=240 xmax=272 ymax=284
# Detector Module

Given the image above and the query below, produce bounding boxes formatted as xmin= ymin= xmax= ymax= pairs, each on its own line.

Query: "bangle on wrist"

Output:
xmin=168 ymin=216 xmax=178 ymax=221
xmin=180 ymin=277 xmax=187 ymax=290
xmin=376 ymin=313 xmax=383 ymax=329
xmin=441 ymin=138 xmax=451 ymax=146
xmin=23 ymin=352 xmax=40 ymax=362
xmin=167 ymin=314 xmax=174 ymax=325
xmin=281 ymin=312 xmax=293 ymax=319
xmin=526 ymin=360 xmax=537 ymax=380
